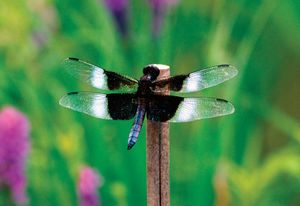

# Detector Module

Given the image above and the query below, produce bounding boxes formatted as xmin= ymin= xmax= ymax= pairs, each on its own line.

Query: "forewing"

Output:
xmin=59 ymin=92 xmax=137 ymax=120
xmin=64 ymin=57 xmax=138 ymax=92
xmin=153 ymin=64 xmax=237 ymax=93
xmin=146 ymin=95 xmax=235 ymax=122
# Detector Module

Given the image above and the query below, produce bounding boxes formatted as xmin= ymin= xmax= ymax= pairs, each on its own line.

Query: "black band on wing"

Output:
xmin=107 ymin=93 xmax=138 ymax=120
xmin=169 ymin=75 xmax=189 ymax=91
xmin=152 ymin=75 xmax=188 ymax=92
xmin=104 ymin=70 xmax=137 ymax=90
xmin=146 ymin=95 xmax=184 ymax=122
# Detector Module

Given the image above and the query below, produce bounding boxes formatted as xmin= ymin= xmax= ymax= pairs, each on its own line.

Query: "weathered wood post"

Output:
xmin=146 ymin=64 xmax=170 ymax=206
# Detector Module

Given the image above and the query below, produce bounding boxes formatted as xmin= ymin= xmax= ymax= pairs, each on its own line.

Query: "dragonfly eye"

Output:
xmin=143 ymin=65 xmax=160 ymax=80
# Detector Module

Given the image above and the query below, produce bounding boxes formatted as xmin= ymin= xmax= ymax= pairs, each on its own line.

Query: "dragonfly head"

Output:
xmin=138 ymin=65 xmax=160 ymax=95
xmin=143 ymin=65 xmax=160 ymax=81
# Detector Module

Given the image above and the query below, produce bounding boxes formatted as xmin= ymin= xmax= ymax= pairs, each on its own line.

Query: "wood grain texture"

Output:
xmin=146 ymin=64 xmax=170 ymax=206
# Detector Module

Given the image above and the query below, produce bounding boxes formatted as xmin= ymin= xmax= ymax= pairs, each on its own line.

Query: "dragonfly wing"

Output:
xmin=153 ymin=64 xmax=238 ymax=93
xmin=64 ymin=57 xmax=138 ymax=92
xmin=146 ymin=95 xmax=235 ymax=122
xmin=59 ymin=92 xmax=138 ymax=120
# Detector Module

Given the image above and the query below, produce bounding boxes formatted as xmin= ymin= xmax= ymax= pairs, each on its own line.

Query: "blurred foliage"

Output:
xmin=1 ymin=0 xmax=300 ymax=205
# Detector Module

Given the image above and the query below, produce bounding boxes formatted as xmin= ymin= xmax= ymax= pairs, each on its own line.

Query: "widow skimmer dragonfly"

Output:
xmin=59 ymin=57 xmax=238 ymax=150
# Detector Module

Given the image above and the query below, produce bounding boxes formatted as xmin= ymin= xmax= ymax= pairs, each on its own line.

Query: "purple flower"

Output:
xmin=0 ymin=107 xmax=30 ymax=204
xmin=103 ymin=0 xmax=129 ymax=37
xmin=78 ymin=166 xmax=102 ymax=206
xmin=149 ymin=0 xmax=177 ymax=8
xmin=148 ymin=0 xmax=178 ymax=37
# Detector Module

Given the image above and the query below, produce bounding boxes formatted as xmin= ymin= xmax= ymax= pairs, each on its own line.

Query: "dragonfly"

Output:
xmin=59 ymin=57 xmax=238 ymax=150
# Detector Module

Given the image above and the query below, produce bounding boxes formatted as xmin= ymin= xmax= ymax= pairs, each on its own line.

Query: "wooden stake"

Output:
xmin=146 ymin=64 xmax=170 ymax=206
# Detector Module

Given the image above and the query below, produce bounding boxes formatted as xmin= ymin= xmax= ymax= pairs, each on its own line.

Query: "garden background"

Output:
xmin=1 ymin=0 xmax=300 ymax=205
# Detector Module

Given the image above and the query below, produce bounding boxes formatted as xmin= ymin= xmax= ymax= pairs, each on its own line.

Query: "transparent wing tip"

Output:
xmin=215 ymin=98 xmax=236 ymax=116
xmin=217 ymin=64 xmax=238 ymax=78
xmin=224 ymin=100 xmax=235 ymax=115
xmin=228 ymin=103 xmax=235 ymax=114
xmin=59 ymin=96 xmax=67 ymax=107
xmin=228 ymin=65 xmax=238 ymax=78
xmin=59 ymin=93 xmax=74 ymax=108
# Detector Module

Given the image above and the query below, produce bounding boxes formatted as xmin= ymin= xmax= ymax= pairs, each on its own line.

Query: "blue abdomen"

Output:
xmin=127 ymin=103 xmax=146 ymax=150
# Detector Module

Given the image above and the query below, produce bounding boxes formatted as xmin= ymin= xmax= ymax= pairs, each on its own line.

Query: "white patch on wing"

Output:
xmin=176 ymin=99 xmax=198 ymax=122
xmin=90 ymin=67 xmax=106 ymax=89
xmin=184 ymin=72 xmax=202 ymax=92
xmin=91 ymin=95 xmax=108 ymax=118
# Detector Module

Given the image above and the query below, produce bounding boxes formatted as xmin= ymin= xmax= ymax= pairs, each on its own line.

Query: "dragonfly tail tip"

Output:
xmin=127 ymin=143 xmax=136 ymax=150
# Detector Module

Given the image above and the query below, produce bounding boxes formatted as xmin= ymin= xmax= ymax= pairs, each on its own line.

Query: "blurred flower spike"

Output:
xmin=78 ymin=166 xmax=103 ymax=206
xmin=103 ymin=0 xmax=129 ymax=37
xmin=149 ymin=0 xmax=178 ymax=37
xmin=0 ymin=107 xmax=30 ymax=205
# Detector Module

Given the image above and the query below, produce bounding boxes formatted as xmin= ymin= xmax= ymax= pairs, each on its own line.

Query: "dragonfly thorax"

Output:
xmin=137 ymin=77 xmax=153 ymax=95
xmin=137 ymin=65 xmax=160 ymax=95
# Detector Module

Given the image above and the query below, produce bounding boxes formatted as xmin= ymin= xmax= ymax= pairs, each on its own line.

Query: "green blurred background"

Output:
xmin=1 ymin=0 xmax=300 ymax=205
